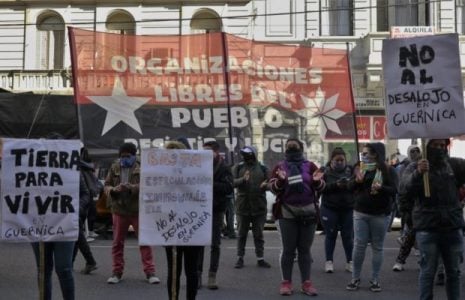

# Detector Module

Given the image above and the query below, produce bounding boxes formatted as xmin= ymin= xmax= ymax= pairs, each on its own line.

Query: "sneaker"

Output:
xmin=235 ymin=257 xmax=244 ymax=269
xmin=301 ymin=280 xmax=318 ymax=296
xmin=257 ymin=259 xmax=271 ymax=268
xmin=435 ymin=273 xmax=445 ymax=286
xmin=88 ymin=231 xmax=99 ymax=238
xmin=345 ymin=261 xmax=353 ymax=273
xmin=146 ymin=273 xmax=160 ymax=284
xmin=107 ymin=274 xmax=122 ymax=284
xmin=279 ymin=280 xmax=293 ymax=295
xmin=346 ymin=279 xmax=360 ymax=291
xmin=392 ymin=262 xmax=404 ymax=272
xmin=369 ymin=280 xmax=382 ymax=292
xmin=81 ymin=264 xmax=98 ymax=275
xmin=86 ymin=237 xmax=95 ymax=243
xmin=325 ymin=261 xmax=334 ymax=273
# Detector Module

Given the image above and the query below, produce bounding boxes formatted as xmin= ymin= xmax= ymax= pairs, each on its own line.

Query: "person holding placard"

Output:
xmin=163 ymin=140 xmax=203 ymax=300
xmin=197 ymin=141 xmax=233 ymax=290
xmin=346 ymin=142 xmax=397 ymax=293
xmin=104 ymin=142 xmax=159 ymax=285
xmin=399 ymin=139 xmax=465 ymax=300
xmin=268 ymin=138 xmax=325 ymax=296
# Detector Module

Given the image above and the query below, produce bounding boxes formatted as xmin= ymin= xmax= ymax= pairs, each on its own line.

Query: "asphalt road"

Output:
xmin=0 ymin=229 xmax=462 ymax=300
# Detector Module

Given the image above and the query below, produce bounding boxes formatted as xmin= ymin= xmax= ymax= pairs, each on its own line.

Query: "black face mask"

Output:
xmin=428 ymin=147 xmax=447 ymax=163
xmin=242 ymin=153 xmax=255 ymax=163
xmin=285 ymin=146 xmax=300 ymax=154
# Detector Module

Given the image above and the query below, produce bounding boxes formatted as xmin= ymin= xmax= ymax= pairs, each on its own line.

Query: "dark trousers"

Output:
xmin=87 ymin=200 xmax=97 ymax=232
xmin=197 ymin=211 xmax=224 ymax=273
xmin=236 ymin=214 xmax=266 ymax=258
xmin=165 ymin=246 xmax=202 ymax=300
xmin=320 ymin=206 xmax=353 ymax=262
xmin=223 ymin=197 xmax=236 ymax=236
xmin=73 ymin=217 xmax=96 ymax=266
xmin=396 ymin=226 xmax=416 ymax=264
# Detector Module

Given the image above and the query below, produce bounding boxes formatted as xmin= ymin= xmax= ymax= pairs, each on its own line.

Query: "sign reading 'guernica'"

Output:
xmin=0 ymin=139 xmax=80 ymax=242
xmin=382 ymin=33 xmax=465 ymax=138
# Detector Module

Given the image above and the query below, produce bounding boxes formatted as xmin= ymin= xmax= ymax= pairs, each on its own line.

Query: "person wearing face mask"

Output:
xmin=320 ymin=147 xmax=354 ymax=274
xmin=104 ymin=142 xmax=160 ymax=285
xmin=399 ymin=139 xmax=465 ymax=300
xmin=269 ymin=138 xmax=325 ymax=296
xmin=346 ymin=142 xmax=397 ymax=293
xmin=233 ymin=146 xmax=271 ymax=269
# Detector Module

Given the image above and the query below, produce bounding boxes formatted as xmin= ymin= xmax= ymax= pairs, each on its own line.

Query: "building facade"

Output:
xmin=0 ymin=0 xmax=463 ymax=155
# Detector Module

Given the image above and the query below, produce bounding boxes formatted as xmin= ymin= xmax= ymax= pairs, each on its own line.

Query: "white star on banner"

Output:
xmin=87 ymin=76 xmax=151 ymax=136
xmin=297 ymin=87 xmax=346 ymax=137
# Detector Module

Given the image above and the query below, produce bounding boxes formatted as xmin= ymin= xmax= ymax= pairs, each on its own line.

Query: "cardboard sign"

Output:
xmin=138 ymin=149 xmax=213 ymax=246
xmin=382 ymin=33 xmax=465 ymax=138
xmin=1 ymin=138 xmax=80 ymax=242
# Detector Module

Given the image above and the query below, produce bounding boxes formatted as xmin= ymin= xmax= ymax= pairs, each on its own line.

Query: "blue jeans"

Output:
xmin=416 ymin=229 xmax=463 ymax=300
xmin=320 ymin=206 xmax=353 ymax=262
xmin=31 ymin=241 xmax=75 ymax=300
xmin=352 ymin=211 xmax=389 ymax=281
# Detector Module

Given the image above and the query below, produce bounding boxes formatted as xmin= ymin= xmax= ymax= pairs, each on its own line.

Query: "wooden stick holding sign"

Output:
xmin=39 ymin=241 xmax=45 ymax=300
xmin=171 ymin=247 xmax=177 ymax=300
xmin=421 ymin=139 xmax=430 ymax=198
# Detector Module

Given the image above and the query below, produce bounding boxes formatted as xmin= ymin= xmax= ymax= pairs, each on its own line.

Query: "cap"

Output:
xmin=240 ymin=147 xmax=253 ymax=154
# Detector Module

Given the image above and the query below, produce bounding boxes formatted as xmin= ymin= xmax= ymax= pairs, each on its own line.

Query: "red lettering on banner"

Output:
xmin=373 ymin=116 xmax=387 ymax=140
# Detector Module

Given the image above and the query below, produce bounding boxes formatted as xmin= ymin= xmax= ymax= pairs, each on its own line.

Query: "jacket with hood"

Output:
xmin=321 ymin=163 xmax=354 ymax=211
xmin=233 ymin=146 xmax=269 ymax=216
xmin=349 ymin=142 xmax=397 ymax=216
xmin=212 ymin=156 xmax=234 ymax=213
xmin=397 ymin=144 xmax=420 ymax=216
xmin=399 ymin=139 xmax=465 ymax=231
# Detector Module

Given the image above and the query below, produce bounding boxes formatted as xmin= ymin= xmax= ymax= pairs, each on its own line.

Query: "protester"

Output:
xmin=104 ymin=142 xmax=159 ymax=284
xmin=399 ymin=138 xmax=465 ymax=300
xmin=72 ymin=147 xmax=98 ymax=274
xmin=393 ymin=144 xmax=421 ymax=272
xmin=197 ymin=141 xmax=233 ymax=290
xmin=31 ymin=133 xmax=78 ymax=300
xmin=320 ymin=147 xmax=354 ymax=273
xmin=346 ymin=142 xmax=397 ymax=293
xmin=269 ymin=138 xmax=325 ymax=296
xmin=233 ymin=146 xmax=271 ymax=269
xmin=164 ymin=140 xmax=202 ymax=300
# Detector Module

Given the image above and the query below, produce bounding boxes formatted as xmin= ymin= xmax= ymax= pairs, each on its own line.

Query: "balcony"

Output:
xmin=0 ymin=70 xmax=73 ymax=94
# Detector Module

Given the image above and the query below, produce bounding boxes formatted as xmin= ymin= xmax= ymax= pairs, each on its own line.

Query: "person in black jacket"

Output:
xmin=399 ymin=138 xmax=465 ymax=300
xmin=346 ymin=142 xmax=397 ymax=293
xmin=197 ymin=141 xmax=233 ymax=290
xmin=320 ymin=147 xmax=354 ymax=274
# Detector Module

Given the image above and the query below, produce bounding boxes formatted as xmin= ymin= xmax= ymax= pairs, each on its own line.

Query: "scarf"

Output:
xmin=361 ymin=162 xmax=383 ymax=195
xmin=285 ymin=150 xmax=305 ymax=193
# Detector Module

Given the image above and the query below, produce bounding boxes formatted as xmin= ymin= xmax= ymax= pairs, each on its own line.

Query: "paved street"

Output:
xmin=0 ymin=229 xmax=462 ymax=300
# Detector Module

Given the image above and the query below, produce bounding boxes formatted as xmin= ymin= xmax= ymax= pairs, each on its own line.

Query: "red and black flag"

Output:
xmin=69 ymin=28 xmax=355 ymax=166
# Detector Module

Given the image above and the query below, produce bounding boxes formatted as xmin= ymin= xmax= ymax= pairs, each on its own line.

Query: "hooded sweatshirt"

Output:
xmin=233 ymin=146 xmax=269 ymax=216
xmin=350 ymin=142 xmax=397 ymax=216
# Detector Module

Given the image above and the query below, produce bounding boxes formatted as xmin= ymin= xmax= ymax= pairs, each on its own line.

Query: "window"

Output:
xmin=457 ymin=0 xmax=465 ymax=34
xmin=377 ymin=0 xmax=426 ymax=31
xmin=37 ymin=13 xmax=65 ymax=70
xmin=106 ymin=11 xmax=135 ymax=35
xmin=321 ymin=0 xmax=353 ymax=36
xmin=190 ymin=10 xmax=222 ymax=33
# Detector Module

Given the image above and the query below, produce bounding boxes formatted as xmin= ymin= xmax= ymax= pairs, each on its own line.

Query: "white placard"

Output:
xmin=382 ymin=33 xmax=465 ymax=139
xmin=1 ymin=138 xmax=80 ymax=242
xmin=139 ymin=149 xmax=213 ymax=246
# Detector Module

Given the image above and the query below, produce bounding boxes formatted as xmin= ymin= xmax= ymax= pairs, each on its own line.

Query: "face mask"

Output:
xmin=242 ymin=153 xmax=255 ymax=163
xmin=332 ymin=161 xmax=345 ymax=171
xmin=361 ymin=156 xmax=372 ymax=164
xmin=285 ymin=146 xmax=300 ymax=154
xmin=428 ymin=147 xmax=447 ymax=162
xmin=120 ymin=155 xmax=136 ymax=168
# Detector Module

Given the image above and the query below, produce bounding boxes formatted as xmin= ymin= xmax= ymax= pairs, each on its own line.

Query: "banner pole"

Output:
xmin=346 ymin=42 xmax=360 ymax=161
xmin=171 ymin=246 xmax=177 ymax=300
xmin=39 ymin=241 xmax=45 ymax=300
xmin=67 ymin=27 xmax=84 ymax=141
xmin=220 ymin=31 xmax=235 ymax=165
xmin=421 ymin=138 xmax=431 ymax=197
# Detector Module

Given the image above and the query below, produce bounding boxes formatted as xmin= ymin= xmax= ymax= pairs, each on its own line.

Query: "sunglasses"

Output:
xmin=410 ymin=149 xmax=420 ymax=154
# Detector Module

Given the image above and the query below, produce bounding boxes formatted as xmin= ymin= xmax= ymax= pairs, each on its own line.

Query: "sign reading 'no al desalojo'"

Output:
xmin=138 ymin=149 xmax=213 ymax=246
xmin=0 ymin=138 xmax=80 ymax=242
xmin=382 ymin=33 xmax=465 ymax=139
